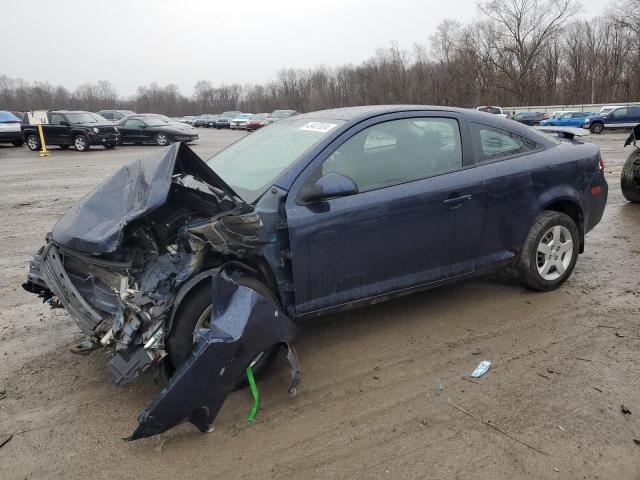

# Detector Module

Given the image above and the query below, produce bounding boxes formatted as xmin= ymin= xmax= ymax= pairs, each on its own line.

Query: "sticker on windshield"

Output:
xmin=300 ymin=122 xmax=337 ymax=133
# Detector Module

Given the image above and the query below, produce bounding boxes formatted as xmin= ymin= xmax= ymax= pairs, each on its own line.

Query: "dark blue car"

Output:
xmin=23 ymin=105 xmax=608 ymax=439
xmin=583 ymin=106 xmax=640 ymax=134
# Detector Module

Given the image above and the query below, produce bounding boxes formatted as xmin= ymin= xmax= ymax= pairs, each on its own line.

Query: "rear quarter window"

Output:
xmin=471 ymin=122 xmax=538 ymax=162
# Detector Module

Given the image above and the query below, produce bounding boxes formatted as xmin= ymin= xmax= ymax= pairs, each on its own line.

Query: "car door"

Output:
xmin=120 ymin=118 xmax=145 ymax=143
xmin=606 ymin=107 xmax=628 ymax=128
xmin=46 ymin=113 xmax=69 ymax=145
xmin=285 ymin=113 xmax=484 ymax=316
xmin=556 ymin=113 xmax=572 ymax=126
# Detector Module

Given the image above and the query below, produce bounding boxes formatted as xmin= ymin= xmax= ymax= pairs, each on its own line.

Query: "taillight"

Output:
xmin=599 ymin=157 xmax=605 ymax=171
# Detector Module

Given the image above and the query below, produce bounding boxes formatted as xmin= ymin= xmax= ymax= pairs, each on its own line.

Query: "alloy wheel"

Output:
xmin=536 ymin=225 xmax=573 ymax=281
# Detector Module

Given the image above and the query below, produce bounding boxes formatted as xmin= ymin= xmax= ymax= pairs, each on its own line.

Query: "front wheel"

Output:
xmin=26 ymin=134 xmax=40 ymax=151
xmin=155 ymin=132 xmax=170 ymax=146
xmin=518 ymin=211 xmax=579 ymax=291
xmin=621 ymin=148 xmax=640 ymax=203
xmin=167 ymin=277 xmax=281 ymax=389
xmin=590 ymin=122 xmax=604 ymax=134
xmin=73 ymin=134 xmax=90 ymax=151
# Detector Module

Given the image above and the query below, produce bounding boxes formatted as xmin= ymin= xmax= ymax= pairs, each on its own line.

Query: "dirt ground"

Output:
xmin=1 ymin=129 xmax=639 ymax=479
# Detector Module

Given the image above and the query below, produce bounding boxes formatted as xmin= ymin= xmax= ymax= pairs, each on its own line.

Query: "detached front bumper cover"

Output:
xmin=127 ymin=270 xmax=299 ymax=440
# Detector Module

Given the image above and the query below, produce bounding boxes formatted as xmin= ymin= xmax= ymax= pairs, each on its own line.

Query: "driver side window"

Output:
xmin=124 ymin=119 xmax=144 ymax=128
xmin=321 ymin=117 xmax=463 ymax=192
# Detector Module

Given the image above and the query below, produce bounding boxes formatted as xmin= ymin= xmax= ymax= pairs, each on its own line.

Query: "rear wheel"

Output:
xmin=518 ymin=211 xmax=579 ymax=291
xmin=167 ymin=276 xmax=281 ymax=389
xmin=26 ymin=134 xmax=40 ymax=151
xmin=73 ymin=134 xmax=90 ymax=151
xmin=590 ymin=122 xmax=604 ymax=134
xmin=155 ymin=132 xmax=169 ymax=146
xmin=621 ymin=148 xmax=640 ymax=203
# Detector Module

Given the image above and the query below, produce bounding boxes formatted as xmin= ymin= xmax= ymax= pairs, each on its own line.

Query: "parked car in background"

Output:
xmin=21 ymin=105 xmax=607 ymax=439
xmin=268 ymin=109 xmax=297 ymax=123
xmin=182 ymin=116 xmax=197 ymax=126
xmin=22 ymin=110 xmax=119 ymax=151
xmin=582 ymin=106 xmax=640 ymax=134
xmin=97 ymin=110 xmax=136 ymax=121
xmin=476 ymin=106 xmax=508 ymax=118
xmin=215 ymin=111 xmax=242 ymax=129
xmin=246 ymin=113 xmax=270 ymax=131
xmin=512 ymin=111 xmax=547 ymax=126
xmin=550 ymin=110 xmax=571 ymax=118
xmin=230 ymin=113 xmax=254 ymax=130
xmin=540 ymin=111 xmax=592 ymax=128
xmin=116 ymin=114 xmax=198 ymax=146
xmin=0 ymin=110 xmax=24 ymax=146
xmin=195 ymin=114 xmax=218 ymax=127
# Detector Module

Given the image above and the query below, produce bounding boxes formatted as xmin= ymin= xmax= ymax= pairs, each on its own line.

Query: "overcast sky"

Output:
xmin=1 ymin=0 xmax=607 ymax=97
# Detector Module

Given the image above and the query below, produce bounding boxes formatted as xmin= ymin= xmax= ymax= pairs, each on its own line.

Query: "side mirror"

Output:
xmin=298 ymin=172 xmax=358 ymax=203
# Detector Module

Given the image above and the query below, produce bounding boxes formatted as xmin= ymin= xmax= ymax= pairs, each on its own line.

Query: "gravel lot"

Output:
xmin=1 ymin=129 xmax=639 ymax=479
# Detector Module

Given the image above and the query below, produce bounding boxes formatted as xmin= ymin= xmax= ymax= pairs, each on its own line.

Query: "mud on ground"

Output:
xmin=0 ymin=130 xmax=639 ymax=479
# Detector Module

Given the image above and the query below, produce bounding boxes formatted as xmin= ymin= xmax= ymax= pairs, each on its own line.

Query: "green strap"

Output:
xmin=246 ymin=366 xmax=259 ymax=422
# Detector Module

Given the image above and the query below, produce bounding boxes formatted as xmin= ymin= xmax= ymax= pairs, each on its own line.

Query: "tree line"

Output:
xmin=1 ymin=0 xmax=639 ymax=116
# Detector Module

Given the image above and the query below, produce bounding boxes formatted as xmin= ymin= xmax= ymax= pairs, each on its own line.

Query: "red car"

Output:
xmin=246 ymin=113 xmax=270 ymax=131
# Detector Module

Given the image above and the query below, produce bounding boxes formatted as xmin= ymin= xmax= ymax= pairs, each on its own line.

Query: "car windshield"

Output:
xmin=144 ymin=117 xmax=168 ymax=127
xmin=66 ymin=113 xmax=98 ymax=124
xmin=237 ymin=114 xmax=253 ymax=119
xmin=252 ymin=113 xmax=269 ymax=120
xmin=221 ymin=111 xmax=240 ymax=119
xmin=89 ymin=113 xmax=108 ymax=122
xmin=207 ymin=118 xmax=343 ymax=202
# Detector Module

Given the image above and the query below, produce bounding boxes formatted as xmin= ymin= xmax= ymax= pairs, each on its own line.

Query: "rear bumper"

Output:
xmin=0 ymin=131 xmax=22 ymax=142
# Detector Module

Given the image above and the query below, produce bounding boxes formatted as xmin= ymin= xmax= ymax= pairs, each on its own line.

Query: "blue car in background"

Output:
xmin=583 ymin=106 xmax=640 ymax=134
xmin=540 ymin=111 xmax=592 ymax=128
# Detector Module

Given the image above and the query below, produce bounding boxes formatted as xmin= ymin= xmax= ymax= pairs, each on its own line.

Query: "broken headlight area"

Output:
xmin=21 ymin=142 xmax=295 ymax=418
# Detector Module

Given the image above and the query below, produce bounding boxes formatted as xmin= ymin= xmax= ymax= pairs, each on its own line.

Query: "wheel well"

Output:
xmin=544 ymin=200 xmax=584 ymax=253
xmin=167 ymin=259 xmax=279 ymax=337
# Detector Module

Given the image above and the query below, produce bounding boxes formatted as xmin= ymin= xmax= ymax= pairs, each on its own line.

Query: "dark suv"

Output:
xmin=22 ymin=111 xmax=120 ymax=151
xmin=512 ymin=111 xmax=547 ymax=126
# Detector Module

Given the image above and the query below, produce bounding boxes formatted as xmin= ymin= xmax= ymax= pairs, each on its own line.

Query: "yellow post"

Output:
xmin=37 ymin=124 xmax=50 ymax=157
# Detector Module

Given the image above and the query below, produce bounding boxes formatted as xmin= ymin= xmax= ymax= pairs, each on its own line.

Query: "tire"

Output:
xmin=621 ymin=148 xmax=640 ymax=203
xmin=12 ymin=139 xmax=23 ymax=147
xmin=518 ymin=211 xmax=580 ymax=291
xmin=590 ymin=122 xmax=604 ymax=134
xmin=167 ymin=275 xmax=281 ymax=389
xmin=154 ymin=132 xmax=169 ymax=146
xmin=73 ymin=134 xmax=90 ymax=151
xmin=26 ymin=134 xmax=40 ymax=151
xmin=104 ymin=143 xmax=115 ymax=150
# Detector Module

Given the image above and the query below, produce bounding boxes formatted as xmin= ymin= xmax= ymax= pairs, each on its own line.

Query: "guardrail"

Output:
xmin=504 ymin=102 xmax=640 ymax=115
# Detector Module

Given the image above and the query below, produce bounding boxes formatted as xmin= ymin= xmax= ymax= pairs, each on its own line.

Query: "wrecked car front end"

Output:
xmin=22 ymin=142 xmax=298 ymax=438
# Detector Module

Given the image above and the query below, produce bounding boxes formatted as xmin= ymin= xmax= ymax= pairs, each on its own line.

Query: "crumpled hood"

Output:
xmin=51 ymin=142 xmax=241 ymax=254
